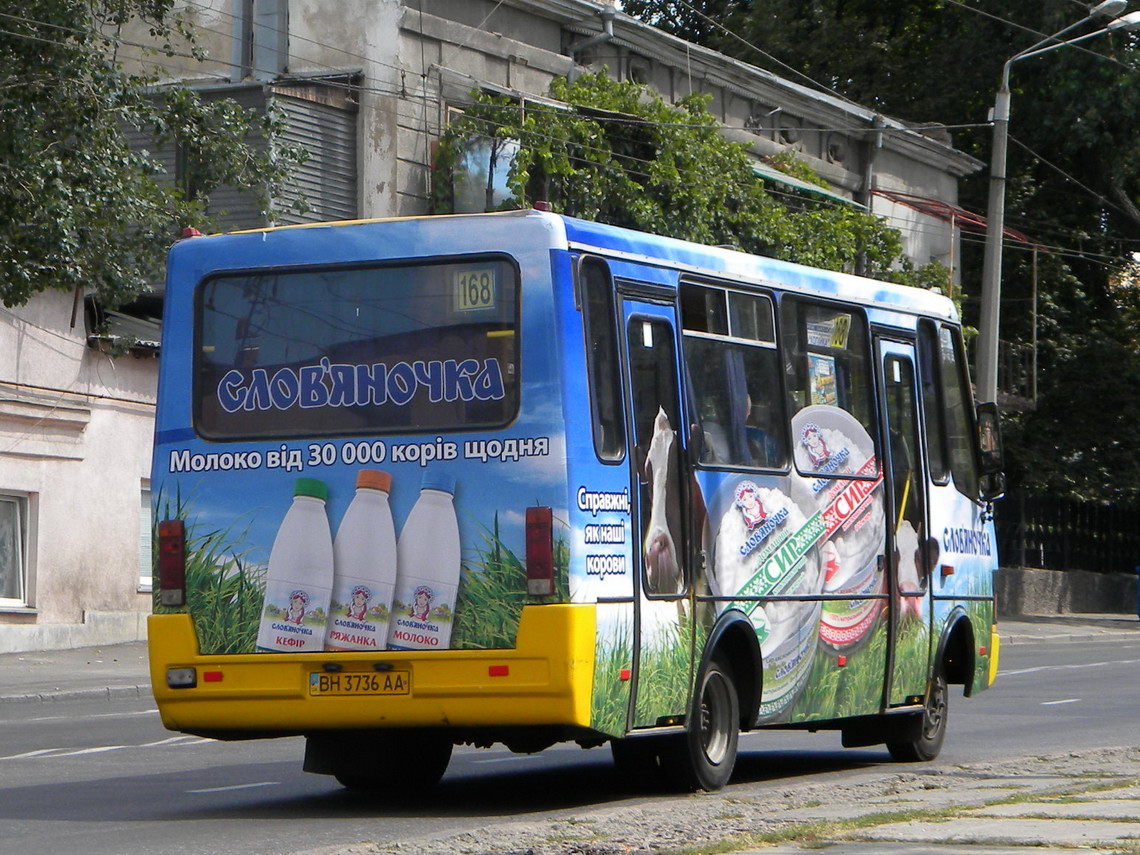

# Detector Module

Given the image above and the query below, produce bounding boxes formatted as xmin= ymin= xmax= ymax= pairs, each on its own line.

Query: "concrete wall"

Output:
xmin=0 ymin=291 xmax=156 ymax=653
xmin=996 ymin=567 xmax=1137 ymax=618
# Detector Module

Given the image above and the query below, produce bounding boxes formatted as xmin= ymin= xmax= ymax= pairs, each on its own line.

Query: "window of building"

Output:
xmin=0 ymin=494 xmax=28 ymax=608
xmin=139 ymin=485 xmax=153 ymax=593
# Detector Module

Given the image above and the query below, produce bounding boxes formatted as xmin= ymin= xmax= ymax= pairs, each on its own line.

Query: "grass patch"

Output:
xmin=591 ymin=619 xmax=633 ymax=736
xmin=633 ymin=616 xmax=698 ymax=727
xmin=152 ymin=484 xmax=263 ymax=654
xmin=452 ymin=512 xmax=570 ymax=650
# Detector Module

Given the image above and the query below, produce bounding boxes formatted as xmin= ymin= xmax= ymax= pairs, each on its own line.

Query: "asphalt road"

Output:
xmin=2 ymin=630 xmax=1138 ymax=855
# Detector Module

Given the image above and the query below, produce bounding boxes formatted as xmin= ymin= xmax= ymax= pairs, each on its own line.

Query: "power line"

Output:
xmin=650 ymin=0 xmax=870 ymax=110
xmin=941 ymin=0 xmax=1139 ymax=73
xmin=4 ymin=4 xmax=1136 ymax=271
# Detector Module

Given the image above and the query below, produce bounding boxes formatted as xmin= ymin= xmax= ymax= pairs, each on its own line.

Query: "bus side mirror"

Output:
xmin=976 ymin=402 xmax=1005 ymax=501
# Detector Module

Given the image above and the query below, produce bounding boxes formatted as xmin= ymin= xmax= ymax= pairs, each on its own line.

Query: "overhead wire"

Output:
xmin=2 ymin=4 xmax=1136 ymax=270
xmin=941 ymin=0 xmax=1139 ymax=73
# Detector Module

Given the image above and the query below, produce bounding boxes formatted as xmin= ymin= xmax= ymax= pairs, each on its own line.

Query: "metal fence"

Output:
xmin=994 ymin=491 xmax=1140 ymax=574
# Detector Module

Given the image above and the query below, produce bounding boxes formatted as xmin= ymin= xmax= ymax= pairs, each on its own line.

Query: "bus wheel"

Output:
xmin=660 ymin=656 xmax=739 ymax=791
xmin=610 ymin=736 xmax=664 ymax=790
xmin=307 ymin=731 xmax=453 ymax=795
xmin=887 ymin=670 xmax=948 ymax=762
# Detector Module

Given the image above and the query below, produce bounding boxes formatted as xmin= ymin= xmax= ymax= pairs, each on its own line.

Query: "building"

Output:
xmin=0 ymin=0 xmax=980 ymax=652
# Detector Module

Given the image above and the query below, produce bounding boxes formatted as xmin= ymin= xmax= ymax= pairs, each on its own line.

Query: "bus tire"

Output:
xmin=887 ymin=670 xmax=948 ymax=762
xmin=610 ymin=736 xmax=665 ymax=790
xmin=308 ymin=731 xmax=453 ymax=795
xmin=660 ymin=656 xmax=739 ymax=791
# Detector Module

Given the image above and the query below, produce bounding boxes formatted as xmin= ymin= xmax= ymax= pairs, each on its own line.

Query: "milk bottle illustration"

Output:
xmin=387 ymin=471 xmax=460 ymax=651
xmin=256 ymin=478 xmax=334 ymax=652
xmin=326 ymin=470 xmax=397 ymax=651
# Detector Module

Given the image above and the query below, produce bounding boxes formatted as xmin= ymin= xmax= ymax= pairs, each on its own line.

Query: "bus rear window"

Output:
xmin=194 ymin=258 xmax=519 ymax=440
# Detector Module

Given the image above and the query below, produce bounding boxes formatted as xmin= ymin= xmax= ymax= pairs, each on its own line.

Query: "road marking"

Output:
xmin=140 ymin=736 xmax=210 ymax=747
xmin=1 ymin=734 xmax=209 ymax=760
xmin=187 ymin=782 xmax=279 ymax=794
xmin=0 ymin=748 xmax=61 ymax=760
xmin=1041 ymin=698 xmax=1081 ymax=706
xmin=14 ymin=709 xmax=159 ymax=725
xmin=999 ymin=657 xmax=1140 ymax=677
xmin=51 ymin=745 xmax=126 ymax=757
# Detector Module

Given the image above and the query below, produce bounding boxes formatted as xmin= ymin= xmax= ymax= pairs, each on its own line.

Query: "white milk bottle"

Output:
xmin=326 ymin=469 xmax=397 ymax=651
xmin=387 ymin=471 xmax=460 ymax=651
xmin=256 ymin=478 xmax=334 ymax=652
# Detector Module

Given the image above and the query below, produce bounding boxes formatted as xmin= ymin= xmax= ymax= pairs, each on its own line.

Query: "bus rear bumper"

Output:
xmin=148 ymin=605 xmax=597 ymax=737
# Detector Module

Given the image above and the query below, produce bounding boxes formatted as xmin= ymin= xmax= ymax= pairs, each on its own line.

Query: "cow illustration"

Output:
xmin=642 ymin=407 xmax=683 ymax=595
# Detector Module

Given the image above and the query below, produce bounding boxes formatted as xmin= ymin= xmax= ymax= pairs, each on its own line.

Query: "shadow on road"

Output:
xmin=0 ymin=744 xmax=893 ymax=825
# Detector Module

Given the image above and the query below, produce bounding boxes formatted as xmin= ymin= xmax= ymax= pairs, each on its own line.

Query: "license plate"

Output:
xmin=309 ymin=671 xmax=410 ymax=696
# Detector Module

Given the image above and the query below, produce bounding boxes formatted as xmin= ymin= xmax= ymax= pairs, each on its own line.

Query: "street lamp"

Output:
xmin=975 ymin=2 xmax=1140 ymax=403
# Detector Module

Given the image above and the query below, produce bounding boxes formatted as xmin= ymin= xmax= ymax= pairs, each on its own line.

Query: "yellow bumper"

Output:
xmin=987 ymin=624 xmax=1001 ymax=687
xmin=148 ymin=605 xmax=597 ymax=735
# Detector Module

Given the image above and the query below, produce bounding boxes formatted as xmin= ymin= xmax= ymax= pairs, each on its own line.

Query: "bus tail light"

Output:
xmin=166 ymin=667 xmax=196 ymax=688
xmin=157 ymin=519 xmax=187 ymax=607
xmin=526 ymin=506 xmax=554 ymax=596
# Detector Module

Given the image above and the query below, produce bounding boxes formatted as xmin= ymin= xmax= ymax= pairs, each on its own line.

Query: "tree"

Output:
xmin=625 ymin=0 xmax=1140 ymax=502
xmin=433 ymin=72 xmax=947 ymax=288
xmin=0 ymin=1 xmax=304 ymax=308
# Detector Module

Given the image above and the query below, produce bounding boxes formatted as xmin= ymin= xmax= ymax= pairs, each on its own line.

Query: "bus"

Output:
xmin=149 ymin=209 xmax=1004 ymax=793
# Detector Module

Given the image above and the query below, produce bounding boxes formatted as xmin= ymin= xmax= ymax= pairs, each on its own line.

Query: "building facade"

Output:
xmin=0 ymin=0 xmax=980 ymax=651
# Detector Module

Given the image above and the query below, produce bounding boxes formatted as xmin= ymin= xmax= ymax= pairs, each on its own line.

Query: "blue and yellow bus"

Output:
xmin=149 ymin=209 xmax=1003 ymax=793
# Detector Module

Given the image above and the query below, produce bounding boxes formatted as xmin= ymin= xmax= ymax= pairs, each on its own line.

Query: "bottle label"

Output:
xmin=256 ymin=581 xmax=330 ymax=651
xmin=326 ymin=581 xmax=394 ymax=650
xmin=386 ymin=579 xmax=458 ymax=650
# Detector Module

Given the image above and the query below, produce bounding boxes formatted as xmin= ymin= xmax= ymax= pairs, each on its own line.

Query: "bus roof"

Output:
xmin=557 ymin=213 xmax=959 ymax=323
xmin=172 ymin=209 xmax=959 ymax=323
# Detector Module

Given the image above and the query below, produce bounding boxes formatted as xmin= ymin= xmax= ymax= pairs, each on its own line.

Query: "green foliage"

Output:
xmin=0 ymin=0 xmax=305 ymax=308
xmin=625 ymin=0 xmax=1140 ymax=503
xmin=433 ymin=72 xmax=937 ymax=285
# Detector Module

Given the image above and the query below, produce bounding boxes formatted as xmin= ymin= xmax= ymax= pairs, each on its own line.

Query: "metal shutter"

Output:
xmin=272 ymin=91 xmax=358 ymax=224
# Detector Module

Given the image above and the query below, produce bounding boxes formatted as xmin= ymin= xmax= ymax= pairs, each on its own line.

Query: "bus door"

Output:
xmin=619 ymin=293 xmax=694 ymax=729
xmin=875 ymin=337 xmax=934 ymax=707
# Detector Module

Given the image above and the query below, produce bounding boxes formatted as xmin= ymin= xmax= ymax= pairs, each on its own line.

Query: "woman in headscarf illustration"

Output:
xmin=734 ymin=481 xmax=768 ymax=531
xmin=346 ymin=585 xmax=371 ymax=621
xmin=800 ymin=423 xmax=831 ymax=468
xmin=285 ymin=590 xmax=309 ymax=625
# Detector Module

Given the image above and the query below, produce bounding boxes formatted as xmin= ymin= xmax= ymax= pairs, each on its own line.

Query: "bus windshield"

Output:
xmin=194 ymin=258 xmax=519 ymax=439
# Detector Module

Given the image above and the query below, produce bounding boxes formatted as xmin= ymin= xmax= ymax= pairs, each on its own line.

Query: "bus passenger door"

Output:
xmin=876 ymin=338 xmax=934 ymax=707
xmin=620 ymin=296 xmax=694 ymax=729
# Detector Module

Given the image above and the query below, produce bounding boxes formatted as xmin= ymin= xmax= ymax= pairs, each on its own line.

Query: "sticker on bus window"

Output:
xmin=807 ymin=353 xmax=837 ymax=406
xmin=454 ymin=267 xmax=497 ymax=312
xmin=805 ymin=312 xmax=851 ymax=349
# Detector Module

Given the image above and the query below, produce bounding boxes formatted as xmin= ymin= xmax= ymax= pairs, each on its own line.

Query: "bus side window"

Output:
xmin=579 ymin=257 xmax=625 ymax=461
xmin=780 ymin=298 xmax=877 ymax=475
xmin=938 ymin=325 xmax=981 ymax=500
xmin=681 ymin=283 xmax=787 ymax=469
xmin=917 ymin=320 xmax=950 ymax=484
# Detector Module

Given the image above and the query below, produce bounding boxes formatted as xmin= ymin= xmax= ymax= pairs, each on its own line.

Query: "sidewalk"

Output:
xmin=0 ymin=613 xmax=1135 ymax=706
xmin=0 ymin=638 xmax=151 ymax=704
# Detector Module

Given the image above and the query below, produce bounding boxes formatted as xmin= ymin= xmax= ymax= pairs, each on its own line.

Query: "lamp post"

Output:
xmin=975 ymin=2 xmax=1140 ymax=403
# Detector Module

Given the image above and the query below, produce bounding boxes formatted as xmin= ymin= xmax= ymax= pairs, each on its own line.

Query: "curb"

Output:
xmin=0 ymin=684 xmax=151 ymax=705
